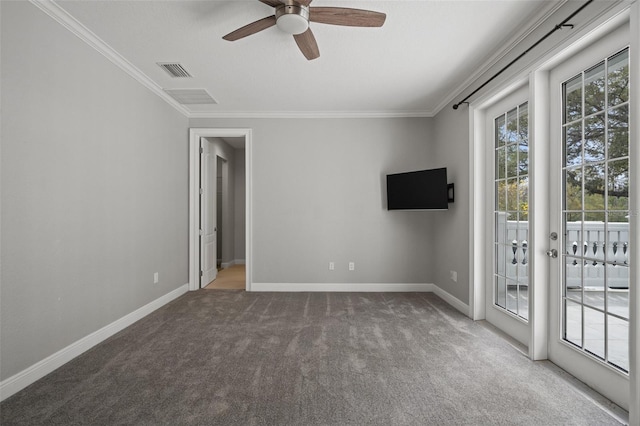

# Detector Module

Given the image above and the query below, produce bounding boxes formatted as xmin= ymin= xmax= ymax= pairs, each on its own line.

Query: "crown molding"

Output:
xmin=29 ymin=0 xmax=191 ymax=117
xmin=432 ymin=0 xmax=567 ymax=115
xmin=188 ymin=110 xmax=435 ymax=119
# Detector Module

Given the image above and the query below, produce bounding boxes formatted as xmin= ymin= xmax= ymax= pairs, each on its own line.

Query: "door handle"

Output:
xmin=546 ymin=249 xmax=558 ymax=258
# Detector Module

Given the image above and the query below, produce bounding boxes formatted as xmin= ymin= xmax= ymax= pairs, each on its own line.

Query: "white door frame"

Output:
xmin=189 ymin=128 xmax=252 ymax=291
xmin=470 ymin=79 xmax=548 ymax=360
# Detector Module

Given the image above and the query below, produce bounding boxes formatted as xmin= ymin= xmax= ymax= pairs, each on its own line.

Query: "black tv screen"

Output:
xmin=386 ymin=168 xmax=448 ymax=210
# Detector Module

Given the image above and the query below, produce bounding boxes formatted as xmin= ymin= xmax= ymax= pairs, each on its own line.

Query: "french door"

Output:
xmin=548 ymin=24 xmax=630 ymax=408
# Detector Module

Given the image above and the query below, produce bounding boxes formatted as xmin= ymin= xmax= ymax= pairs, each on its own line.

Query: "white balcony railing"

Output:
xmin=497 ymin=213 xmax=629 ymax=289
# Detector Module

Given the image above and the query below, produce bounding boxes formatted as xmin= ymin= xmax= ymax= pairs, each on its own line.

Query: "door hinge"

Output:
xmin=200 ymin=147 xmax=203 ymax=154
xmin=199 ymin=229 xmax=203 ymax=236
xmin=200 ymin=271 xmax=203 ymax=277
xmin=199 ymin=188 xmax=203 ymax=195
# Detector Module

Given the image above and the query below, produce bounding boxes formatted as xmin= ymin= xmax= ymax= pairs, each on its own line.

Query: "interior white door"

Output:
xmin=484 ymin=85 xmax=531 ymax=348
xmin=200 ymin=138 xmax=217 ymax=287
xmin=547 ymin=24 xmax=630 ymax=409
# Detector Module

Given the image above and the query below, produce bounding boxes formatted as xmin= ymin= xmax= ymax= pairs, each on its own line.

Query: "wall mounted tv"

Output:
xmin=386 ymin=167 xmax=452 ymax=211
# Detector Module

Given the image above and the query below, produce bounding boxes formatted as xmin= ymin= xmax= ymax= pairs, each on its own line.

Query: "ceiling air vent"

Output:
xmin=164 ymin=89 xmax=218 ymax=105
xmin=157 ymin=62 xmax=192 ymax=78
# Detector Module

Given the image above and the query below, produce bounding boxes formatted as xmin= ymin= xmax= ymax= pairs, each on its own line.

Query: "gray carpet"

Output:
xmin=0 ymin=291 xmax=623 ymax=425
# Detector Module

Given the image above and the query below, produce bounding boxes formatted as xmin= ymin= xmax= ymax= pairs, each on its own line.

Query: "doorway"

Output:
xmin=189 ymin=128 xmax=252 ymax=292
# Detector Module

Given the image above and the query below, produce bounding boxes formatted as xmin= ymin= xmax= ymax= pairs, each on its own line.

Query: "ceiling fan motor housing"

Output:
xmin=275 ymin=2 xmax=310 ymax=35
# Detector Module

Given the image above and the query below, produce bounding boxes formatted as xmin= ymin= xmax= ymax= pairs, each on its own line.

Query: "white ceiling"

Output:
xmin=53 ymin=0 xmax=558 ymax=118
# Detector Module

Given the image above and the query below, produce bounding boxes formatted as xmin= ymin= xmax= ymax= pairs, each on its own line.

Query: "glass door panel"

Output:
xmin=560 ymin=47 xmax=630 ymax=374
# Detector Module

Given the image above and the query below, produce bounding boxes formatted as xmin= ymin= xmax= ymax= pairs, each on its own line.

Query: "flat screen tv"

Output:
xmin=386 ymin=168 xmax=449 ymax=210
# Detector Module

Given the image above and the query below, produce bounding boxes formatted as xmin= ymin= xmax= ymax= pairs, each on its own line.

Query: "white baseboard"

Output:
xmin=220 ymin=259 xmax=245 ymax=269
xmin=432 ymin=285 xmax=471 ymax=317
xmin=251 ymin=283 xmax=435 ymax=292
xmin=251 ymin=282 xmax=470 ymax=317
xmin=0 ymin=284 xmax=189 ymax=402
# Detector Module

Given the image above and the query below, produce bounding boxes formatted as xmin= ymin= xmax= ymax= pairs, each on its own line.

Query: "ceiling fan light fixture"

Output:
xmin=275 ymin=4 xmax=309 ymax=35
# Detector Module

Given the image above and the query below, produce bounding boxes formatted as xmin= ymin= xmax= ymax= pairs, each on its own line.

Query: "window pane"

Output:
xmin=564 ymin=74 xmax=582 ymax=123
xmin=607 ymin=159 xmax=628 ymax=210
xmin=583 ymin=164 xmax=605 ymax=210
xmin=518 ymin=143 xmax=529 ymax=176
xmin=506 ymin=178 xmax=518 ymax=211
xmin=495 ymin=114 xmax=506 ymax=147
xmin=608 ymin=49 xmax=629 ymax=106
xmin=496 ymin=181 xmax=506 ymax=211
xmin=518 ymin=103 xmax=529 ymax=143
xmin=565 ymin=256 xmax=582 ymax=301
xmin=584 ymin=61 xmax=605 ymax=115
xmin=565 ymin=299 xmax=582 ymax=347
xmin=564 ymin=122 xmax=582 ymax=166
xmin=607 ymin=315 xmax=629 ymax=372
xmin=496 ymin=276 xmax=506 ymax=308
xmin=506 ymin=145 xmax=517 ymax=178
xmin=518 ymin=283 xmax=529 ymax=320
xmin=565 ymin=167 xmax=582 ymax=210
xmin=608 ymin=105 xmax=629 ymax=159
xmin=496 ymin=148 xmax=506 ymax=179
xmin=506 ymin=108 xmax=518 ymax=144
xmin=584 ymin=305 xmax=605 ymax=360
xmin=584 ymin=114 xmax=605 ymax=163
xmin=506 ymin=280 xmax=518 ymax=315
xmin=606 ymin=264 xmax=628 ymax=319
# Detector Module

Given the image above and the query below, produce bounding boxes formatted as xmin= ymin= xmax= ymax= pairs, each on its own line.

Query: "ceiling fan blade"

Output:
xmin=222 ymin=15 xmax=277 ymax=41
xmin=258 ymin=0 xmax=282 ymax=7
xmin=309 ymin=7 xmax=386 ymax=27
xmin=293 ymin=28 xmax=320 ymax=60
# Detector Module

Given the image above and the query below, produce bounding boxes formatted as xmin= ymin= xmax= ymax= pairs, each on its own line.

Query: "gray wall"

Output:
xmin=234 ymin=149 xmax=246 ymax=262
xmin=191 ymin=117 xmax=436 ymax=284
xmin=0 ymin=2 xmax=189 ymax=380
xmin=430 ymin=107 xmax=471 ymax=304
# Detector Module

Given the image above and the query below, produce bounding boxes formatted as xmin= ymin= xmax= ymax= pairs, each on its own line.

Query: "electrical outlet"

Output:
xmin=449 ymin=270 xmax=457 ymax=282
xmin=329 ymin=262 xmax=335 ymax=271
xmin=349 ymin=262 xmax=355 ymax=271
xmin=153 ymin=272 xmax=159 ymax=284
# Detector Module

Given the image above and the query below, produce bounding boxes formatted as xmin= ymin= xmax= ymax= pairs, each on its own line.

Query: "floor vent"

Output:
xmin=157 ymin=63 xmax=192 ymax=78
xmin=164 ymin=89 xmax=218 ymax=105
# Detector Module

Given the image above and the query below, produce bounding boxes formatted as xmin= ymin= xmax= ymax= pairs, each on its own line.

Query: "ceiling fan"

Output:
xmin=222 ymin=0 xmax=386 ymax=60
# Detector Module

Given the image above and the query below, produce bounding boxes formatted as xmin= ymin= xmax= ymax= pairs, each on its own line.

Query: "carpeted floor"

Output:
xmin=205 ymin=265 xmax=246 ymax=290
xmin=0 ymin=291 xmax=625 ymax=425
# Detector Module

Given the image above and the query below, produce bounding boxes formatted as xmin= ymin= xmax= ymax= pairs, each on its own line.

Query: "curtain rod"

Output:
xmin=452 ymin=0 xmax=594 ymax=110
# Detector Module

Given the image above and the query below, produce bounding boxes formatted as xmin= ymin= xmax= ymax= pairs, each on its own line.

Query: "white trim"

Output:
xmin=189 ymin=128 xmax=252 ymax=292
xmin=528 ymin=70 xmax=550 ymax=361
xmin=188 ymin=110 xmax=434 ymax=119
xmin=251 ymin=283 xmax=434 ymax=292
xmin=0 ymin=284 xmax=188 ymax=402
xmin=432 ymin=285 xmax=471 ymax=317
xmin=29 ymin=0 xmax=190 ymax=117
xmin=469 ymin=105 xmax=484 ymax=321
xmin=627 ymin=2 xmax=639 ymax=424
xmin=220 ymin=259 xmax=245 ymax=269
